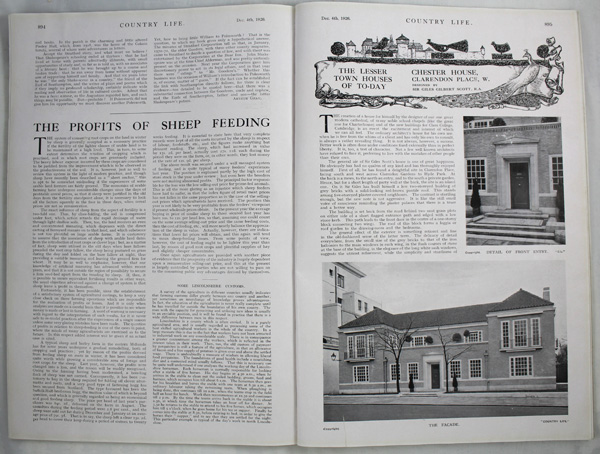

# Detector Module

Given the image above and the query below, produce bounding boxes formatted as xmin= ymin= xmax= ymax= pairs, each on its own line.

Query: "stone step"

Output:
xmin=469 ymin=223 xmax=547 ymax=232
xmin=485 ymin=212 xmax=548 ymax=220
xmin=466 ymin=227 xmax=555 ymax=240
xmin=403 ymin=392 xmax=440 ymax=397
xmin=466 ymin=233 xmax=558 ymax=245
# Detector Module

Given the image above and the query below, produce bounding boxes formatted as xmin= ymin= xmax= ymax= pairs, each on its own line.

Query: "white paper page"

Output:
xmin=7 ymin=4 xmax=295 ymax=445
xmin=295 ymin=2 xmax=592 ymax=447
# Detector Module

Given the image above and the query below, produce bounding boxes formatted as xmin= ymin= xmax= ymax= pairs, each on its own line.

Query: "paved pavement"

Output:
xmin=324 ymin=391 xmax=567 ymax=407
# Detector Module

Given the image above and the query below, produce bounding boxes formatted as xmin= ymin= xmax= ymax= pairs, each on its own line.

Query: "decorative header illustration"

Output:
xmin=315 ymin=35 xmax=564 ymax=110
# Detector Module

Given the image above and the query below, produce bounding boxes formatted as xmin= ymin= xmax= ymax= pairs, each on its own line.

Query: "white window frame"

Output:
xmin=337 ymin=273 xmax=345 ymax=288
xmin=364 ymin=302 xmax=368 ymax=312
xmin=367 ymin=334 xmax=374 ymax=358
xmin=501 ymin=321 xmax=510 ymax=349
xmin=450 ymin=360 xmax=461 ymax=379
xmin=355 ymin=334 xmax=366 ymax=358
xmin=510 ymin=356 xmax=533 ymax=377
xmin=470 ymin=120 xmax=492 ymax=129
xmin=465 ymin=330 xmax=483 ymax=343
xmin=469 ymin=359 xmax=482 ymax=379
xmin=408 ymin=362 xmax=419 ymax=381
xmin=513 ymin=319 xmax=528 ymax=347
xmin=353 ymin=365 xmax=369 ymax=383
xmin=410 ymin=336 xmax=426 ymax=347
xmin=347 ymin=336 xmax=354 ymax=359
xmin=549 ymin=155 xmax=563 ymax=193
xmin=465 ymin=157 xmax=487 ymax=193
xmin=357 ymin=299 xmax=362 ymax=311
xmin=531 ymin=318 xmax=541 ymax=347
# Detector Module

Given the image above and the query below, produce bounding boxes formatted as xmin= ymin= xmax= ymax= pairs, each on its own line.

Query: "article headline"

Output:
xmin=33 ymin=117 xmax=270 ymax=133
xmin=31 ymin=117 xmax=270 ymax=154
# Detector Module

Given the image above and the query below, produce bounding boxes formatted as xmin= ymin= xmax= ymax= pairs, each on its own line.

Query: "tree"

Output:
xmin=491 ymin=117 xmax=506 ymax=126
xmin=435 ymin=324 xmax=475 ymax=392
xmin=556 ymin=179 xmax=565 ymax=222
xmin=374 ymin=37 xmax=389 ymax=50
xmin=556 ymin=340 xmax=568 ymax=383
xmin=374 ymin=318 xmax=419 ymax=394
xmin=330 ymin=42 xmax=345 ymax=56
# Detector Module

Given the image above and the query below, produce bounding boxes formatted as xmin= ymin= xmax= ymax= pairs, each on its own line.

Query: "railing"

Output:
xmin=323 ymin=336 xmax=339 ymax=347
xmin=344 ymin=350 xmax=375 ymax=361
xmin=500 ymin=336 xmax=542 ymax=350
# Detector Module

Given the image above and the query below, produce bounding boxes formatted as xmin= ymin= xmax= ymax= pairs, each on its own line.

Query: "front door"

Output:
xmin=510 ymin=162 xmax=530 ymax=209
xmin=431 ymin=364 xmax=440 ymax=389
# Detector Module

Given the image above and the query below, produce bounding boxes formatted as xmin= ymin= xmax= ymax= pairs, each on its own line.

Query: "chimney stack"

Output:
xmin=543 ymin=287 xmax=550 ymax=301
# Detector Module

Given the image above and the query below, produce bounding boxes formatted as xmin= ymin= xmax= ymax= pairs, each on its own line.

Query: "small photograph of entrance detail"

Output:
xmin=464 ymin=116 xmax=565 ymax=246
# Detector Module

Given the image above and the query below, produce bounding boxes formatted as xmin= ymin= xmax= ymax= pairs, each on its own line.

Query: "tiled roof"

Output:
xmin=340 ymin=289 xmax=553 ymax=330
xmin=489 ymin=288 xmax=554 ymax=312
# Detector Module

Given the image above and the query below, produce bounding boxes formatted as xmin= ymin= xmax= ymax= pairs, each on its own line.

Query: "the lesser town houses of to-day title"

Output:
xmin=324 ymin=263 xmax=558 ymax=395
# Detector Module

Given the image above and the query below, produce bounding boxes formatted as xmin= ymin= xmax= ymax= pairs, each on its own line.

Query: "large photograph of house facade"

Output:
xmin=464 ymin=116 xmax=565 ymax=246
xmin=339 ymin=290 xmax=556 ymax=394
xmin=323 ymin=261 xmax=566 ymax=401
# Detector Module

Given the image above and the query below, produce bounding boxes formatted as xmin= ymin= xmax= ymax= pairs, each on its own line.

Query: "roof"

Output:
xmin=488 ymin=288 xmax=554 ymax=312
xmin=333 ymin=262 xmax=366 ymax=278
xmin=340 ymin=289 xmax=553 ymax=330
xmin=347 ymin=41 xmax=356 ymax=46
xmin=397 ymin=34 xmax=409 ymax=41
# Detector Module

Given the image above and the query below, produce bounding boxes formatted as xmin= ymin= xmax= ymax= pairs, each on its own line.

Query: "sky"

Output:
xmin=353 ymin=260 xmax=567 ymax=340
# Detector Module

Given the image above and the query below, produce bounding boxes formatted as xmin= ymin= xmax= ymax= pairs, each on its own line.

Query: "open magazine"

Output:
xmin=7 ymin=1 xmax=592 ymax=447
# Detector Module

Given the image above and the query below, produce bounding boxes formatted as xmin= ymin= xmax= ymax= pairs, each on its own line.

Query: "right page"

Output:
xmin=294 ymin=2 xmax=592 ymax=447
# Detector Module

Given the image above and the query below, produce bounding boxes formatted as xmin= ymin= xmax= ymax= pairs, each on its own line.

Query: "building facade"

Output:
xmin=338 ymin=288 xmax=557 ymax=394
xmin=464 ymin=117 xmax=563 ymax=216
xmin=323 ymin=262 xmax=379 ymax=394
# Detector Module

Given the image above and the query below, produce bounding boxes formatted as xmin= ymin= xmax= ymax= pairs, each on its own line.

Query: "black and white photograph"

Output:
xmin=323 ymin=261 xmax=567 ymax=422
xmin=464 ymin=116 xmax=565 ymax=246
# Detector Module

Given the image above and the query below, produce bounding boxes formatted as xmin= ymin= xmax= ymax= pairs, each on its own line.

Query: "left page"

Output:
xmin=7 ymin=5 xmax=295 ymax=445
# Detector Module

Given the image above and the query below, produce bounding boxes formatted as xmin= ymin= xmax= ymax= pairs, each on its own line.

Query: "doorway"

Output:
xmin=431 ymin=364 xmax=440 ymax=389
xmin=510 ymin=162 xmax=530 ymax=209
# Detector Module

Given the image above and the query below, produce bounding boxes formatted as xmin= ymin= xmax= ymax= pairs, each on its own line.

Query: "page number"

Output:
xmin=38 ymin=25 xmax=45 ymax=29
xmin=545 ymin=22 xmax=552 ymax=26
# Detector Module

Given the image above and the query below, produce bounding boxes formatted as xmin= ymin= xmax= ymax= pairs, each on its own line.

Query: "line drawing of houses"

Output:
xmin=342 ymin=34 xmax=485 ymax=60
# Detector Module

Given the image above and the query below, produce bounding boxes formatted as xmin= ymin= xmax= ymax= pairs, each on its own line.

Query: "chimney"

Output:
xmin=543 ymin=287 xmax=550 ymax=301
